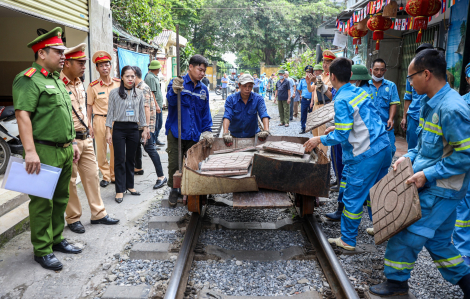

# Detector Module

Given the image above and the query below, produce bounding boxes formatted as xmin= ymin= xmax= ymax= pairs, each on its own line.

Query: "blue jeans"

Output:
xmin=300 ymin=98 xmax=312 ymax=131
xmin=155 ymin=112 xmax=163 ymax=141
xmin=406 ymin=115 xmax=419 ymax=151
xmin=135 ymin=130 xmax=164 ymax=177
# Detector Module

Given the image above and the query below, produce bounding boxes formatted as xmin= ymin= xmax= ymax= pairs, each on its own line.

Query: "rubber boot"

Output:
xmin=458 ymin=273 xmax=470 ymax=299
xmin=325 ymin=202 xmax=344 ymax=221
xmin=369 ymin=279 xmax=409 ymax=297
xmin=169 ymin=188 xmax=179 ymax=207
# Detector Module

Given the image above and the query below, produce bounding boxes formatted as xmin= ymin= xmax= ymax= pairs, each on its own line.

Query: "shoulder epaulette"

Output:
xmin=90 ymin=80 xmax=99 ymax=86
xmin=113 ymin=77 xmax=120 ymax=82
xmin=24 ymin=68 xmax=37 ymax=78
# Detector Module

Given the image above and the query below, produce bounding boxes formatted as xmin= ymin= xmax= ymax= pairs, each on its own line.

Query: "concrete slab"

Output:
xmin=0 ymin=201 xmax=30 ymax=247
xmin=395 ymin=136 xmax=408 ymax=158
xmin=365 ymin=288 xmax=416 ymax=299
xmin=148 ymin=216 xmax=185 ymax=230
xmin=129 ymin=243 xmax=175 ymax=260
xmin=206 ymin=217 xmax=302 ymax=231
xmin=0 ymin=190 xmax=29 ymax=217
xmin=199 ymin=244 xmax=310 ymax=261
xmin=198 ymin=288 xmax=321 ymax=299
xmin=101 ymin=285 xmax=151 ymax=299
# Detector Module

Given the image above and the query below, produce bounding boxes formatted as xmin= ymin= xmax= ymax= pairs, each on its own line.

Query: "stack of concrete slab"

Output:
xmin=256 ymin=141 xmax=306 ymax=156
xmin=199 ymin=154 xmax=253 ymax=177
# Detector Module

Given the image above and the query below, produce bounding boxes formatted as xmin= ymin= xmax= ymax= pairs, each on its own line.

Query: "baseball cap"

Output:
xmin=239 ymin=74 xmax=254 ymax=85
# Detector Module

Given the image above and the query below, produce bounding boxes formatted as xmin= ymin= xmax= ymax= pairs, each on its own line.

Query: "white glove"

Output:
xmin=223 ymin=131 xmax=233 ymax=147
xmin=172 ymin=76 xmax=184 ymax=94
xmin=256 ymin=130 xmax=270 ymax=141
xmin=200 ymin=131 xmax=214 ymax=148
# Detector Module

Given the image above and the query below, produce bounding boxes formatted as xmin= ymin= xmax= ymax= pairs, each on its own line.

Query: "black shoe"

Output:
xmin=290 ymin=118 xmax=293 ymax=121
xmin=111 ymin=181 xmax=115 ymax=184
xmin=169 ymin=188 xmax=179 ymax=207
xmin=330 ymin=185 xmax=340 ymax=192
xmin=331 ymin=180 xmax=337 ymax=186
xmin=299 ymin=130 xmax=306 ymax=134
xmin=126 ymin=189 xmax=141 ymax=195
xmin=134 ymin=170 xmax=144 ymax=175
xmin=68 ymin=221 xmax=85 ymax=234
xmin=34 ymin=253 xmax=63 ymax=271
xmin=115 ymin=196 xmax=123 ymax=204
xmin=325 ymin=202 xmax=344 ymax=222
xmin=369 ymin=279 xmax=409 ymax=297
xmin=154 ymin=177 xmax=167 ymax=189
xmin=155 ymin=139 xmax=165 ymax=146
xmin=458 ymin=273 xmax=470 ymax=299
xmin=100 ymin=180 xmax=110 ymax=187
xmin=91 ymin=215 xmax=120 ymax=225
xmin=52 ymin=239 xmax=82 ymax=254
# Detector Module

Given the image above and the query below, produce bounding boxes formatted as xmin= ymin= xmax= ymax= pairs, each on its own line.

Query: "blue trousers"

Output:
xmin=385 ymin=189 xmax=470 ymax=284
xmin=332 ymin=144 xmax=343 ymax=184
xmin=300 ymin=99 xmax=312 ymax=132
xmin=406 ymin=116 xmax=419 ymax=151
xmin=340 ymin=146 xmax=392 ymax=246
xmin=387 ymin=129 xmax=396 ymax=159
xmin=454 ymin=185 xmax=470 ymax=257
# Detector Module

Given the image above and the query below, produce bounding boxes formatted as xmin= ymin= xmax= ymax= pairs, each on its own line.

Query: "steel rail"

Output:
xmin=164 ymin=208 xmax=205 ymax=299
xmin=304 ymin=215 xmax=359 ymax=299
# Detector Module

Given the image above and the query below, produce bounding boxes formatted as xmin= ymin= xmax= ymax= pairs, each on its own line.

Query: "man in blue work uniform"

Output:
xmin=166 ymin=55 xmax=214 ymax=206
xmin=368 ymin=58 xmax=400 ymax=159
xmin=370 ymin=49 xmax=470 ymax=297
xmin=222 ymin=74 xmax=270 ymax=146
xmin=401 ymin=43 xmax=433 ymax=150
xmin=298 ymin=65 xmax=314 ymax=134
xmin=253 ymin=74 xmax=261 ymax=94
xmin=453 ymin=62 xmax=470 ymax=266
xmin=304 ymin=57 xmax=391 ymax=251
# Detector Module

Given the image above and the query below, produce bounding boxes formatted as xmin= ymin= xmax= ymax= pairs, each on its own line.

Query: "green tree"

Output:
xmin=280 ymin=48 xmax=319 ymax=79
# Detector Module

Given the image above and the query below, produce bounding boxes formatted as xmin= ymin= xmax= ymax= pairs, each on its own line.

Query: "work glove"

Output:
xmin=172 ymin=76 xmax=184 ymax=94
xmin=223 ymin=131 xmax=233 ymax=147
xmin=256 ymin=130 xmax=270 ymax=142
xmin=200 ymin=131 xmax=214 ymax=148
xmin=316 ymin=82 xmax=328 ymax=94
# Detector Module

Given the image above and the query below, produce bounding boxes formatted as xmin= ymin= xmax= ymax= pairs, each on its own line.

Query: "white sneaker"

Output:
xmin=327 ymin=237 xmax=355 ymax=251
xmin=366 ymin=228 xmax=375 ymax=236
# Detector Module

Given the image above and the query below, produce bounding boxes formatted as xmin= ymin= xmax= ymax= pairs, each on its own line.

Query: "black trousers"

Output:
xmin=135 ymin=129 xmax=164 ymax=177
xmin=112 ymin=122 xmax=140 ymax=193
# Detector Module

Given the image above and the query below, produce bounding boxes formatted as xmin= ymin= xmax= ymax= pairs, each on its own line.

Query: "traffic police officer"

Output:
xmin=166 ymin=54 xmax=213 ymax=206
xmin=401 ymin=43 xmax=433 ymax=150
xmin=87 ymin=51 xmax=120 ymax=187
xmin=60 ymin=44 xmax=119 ymax=234
xmin=304 ymin=57 xmax=391 ymax=251
xmin=453 ymin=62 xmax=470 ymax=265
xmin=13 ymin=27 xmax=82 ymax=271
xmin=368 ymin=58 xmax=400 ymax=159
xmin=222 ymin=74 xmax=270 ymax=146
xmin=370 ymin=49 xmax=470 ymax=297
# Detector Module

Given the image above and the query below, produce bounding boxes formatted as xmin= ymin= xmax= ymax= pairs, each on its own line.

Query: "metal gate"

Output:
xmin=0 ymin=0 xmax=89 ymax=31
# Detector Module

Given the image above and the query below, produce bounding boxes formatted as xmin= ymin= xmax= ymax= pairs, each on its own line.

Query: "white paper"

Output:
xmin=2 ymin=157 xmax=62 ymax=200
xmin=333 ymin=32 xmax=348 ymax=48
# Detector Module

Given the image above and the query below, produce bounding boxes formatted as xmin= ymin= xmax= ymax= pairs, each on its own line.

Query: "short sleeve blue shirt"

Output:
xmin=297 ymin=78 xmax=312 ymax=100
xmin=368 ymin=79 xmax=400 ymax=125
xmin=223 ymin=92 xmax=270 ymax=138
xmin=404 ymin=80 xmax=426 ymax=121
xmin=221 ymin=77 xmax=229 ymax=88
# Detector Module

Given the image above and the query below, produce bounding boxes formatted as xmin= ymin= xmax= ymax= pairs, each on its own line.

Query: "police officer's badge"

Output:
xmin=432 ymin=113 xmax=439 ymax=124
xmin=200 ymin=89 xmax=207 ymax=100
xmin=385 ymin=87 xmax=389 ymax=92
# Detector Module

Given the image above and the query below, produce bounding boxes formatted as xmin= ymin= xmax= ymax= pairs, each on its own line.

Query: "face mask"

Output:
xmin=371 ymin=74 xmax=384 ymax=81
xmin=279 ymin=76 xmax=284 ymax=80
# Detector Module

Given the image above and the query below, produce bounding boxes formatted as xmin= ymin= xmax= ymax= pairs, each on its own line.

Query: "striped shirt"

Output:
xmin=105 ymin=88 xmax=147 ymax=128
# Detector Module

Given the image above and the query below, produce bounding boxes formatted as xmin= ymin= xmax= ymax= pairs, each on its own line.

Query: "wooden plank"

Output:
xmin=233 ymin=189 xmax=292 ymax=209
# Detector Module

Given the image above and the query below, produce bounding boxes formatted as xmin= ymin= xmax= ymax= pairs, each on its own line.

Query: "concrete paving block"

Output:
xmin=101 ymin=285 xmax=151 ymax=299
xmin=0 ymin=190 xmax=29 ymax=217
xmin=0 ymin=201 xmax=30 ymax=247
xmin=129 ymin=243 xmax=174 ymax=260
xmin=148 ymin=216 xmax=184 ymax=230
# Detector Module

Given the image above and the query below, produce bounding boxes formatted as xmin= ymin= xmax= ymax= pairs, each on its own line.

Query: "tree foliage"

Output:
xmin=280 ymin=48 xmax=320 ymax=79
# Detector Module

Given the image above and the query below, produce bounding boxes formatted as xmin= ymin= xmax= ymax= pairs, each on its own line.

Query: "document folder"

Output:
xmin=1 ymin=157 xmax=62 ymax=200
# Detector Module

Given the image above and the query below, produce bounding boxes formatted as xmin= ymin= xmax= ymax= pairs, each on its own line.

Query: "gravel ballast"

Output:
xmin=206 ymin=204 xmax=292 ymax=223
xmin=113 ymin=259 xmax=175 ymax=286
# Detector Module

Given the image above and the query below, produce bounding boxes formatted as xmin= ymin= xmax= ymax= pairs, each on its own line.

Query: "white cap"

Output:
xmin=285 ymin=71 xmax=289 ymax=75
xmin=238 ymin=74 xmax=254 ymax=85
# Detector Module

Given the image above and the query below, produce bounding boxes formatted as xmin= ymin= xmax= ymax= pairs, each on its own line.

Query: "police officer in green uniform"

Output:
xmin=13 ymin=27 xmax=82 ymax=271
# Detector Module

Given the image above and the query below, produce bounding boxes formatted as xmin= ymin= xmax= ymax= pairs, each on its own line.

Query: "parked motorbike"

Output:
xmin=214 ymin=82 xmax=237 ymax=97
xmin=0 ymin=106 xmax=23 ymax=174
xmin=215 ymin=84 xmax=222 ymax=96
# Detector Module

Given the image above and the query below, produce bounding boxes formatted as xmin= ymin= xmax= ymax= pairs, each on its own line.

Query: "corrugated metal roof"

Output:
xmin=153 ymin=29 xmax=187 ymax=47
xmin=112 ymin=19 xmax=159 ymax=50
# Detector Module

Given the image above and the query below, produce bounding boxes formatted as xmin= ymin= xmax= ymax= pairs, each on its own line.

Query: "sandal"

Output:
xmin=278 ymin=123 xmax=285 ymax=126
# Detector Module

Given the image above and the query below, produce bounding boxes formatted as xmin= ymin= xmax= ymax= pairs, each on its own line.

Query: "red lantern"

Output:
xmin=348 ymin=23 xmax=368 ymax=54
xmin=406 ymin=0 xmax=441 ymax=42
xmin=367 ymin=13 xmax=393 ymax=50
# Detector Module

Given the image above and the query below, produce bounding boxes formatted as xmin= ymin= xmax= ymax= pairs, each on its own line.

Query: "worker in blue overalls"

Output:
xmin=453 ymin=62 xmax=470 ymax=267
xmin=368 ymin=58 xmax=400 ymax=159
xmin=326 ymin=64 xmax=373 ymax=221
xmin=304 ymin=57 xmax=391 ymax=251
xmin=370 ymin=49 xmax=470 ymax=298
xmin=401 ymin=43 xmax=434 ymax=151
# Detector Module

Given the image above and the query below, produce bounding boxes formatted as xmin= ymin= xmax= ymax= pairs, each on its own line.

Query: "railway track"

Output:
xmin=163 ymin=205 xmax=360 ymax=299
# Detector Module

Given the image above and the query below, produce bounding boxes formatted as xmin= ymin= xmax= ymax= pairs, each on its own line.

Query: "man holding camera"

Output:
xmin=60 ymin=44 xmax=119 ymax=234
